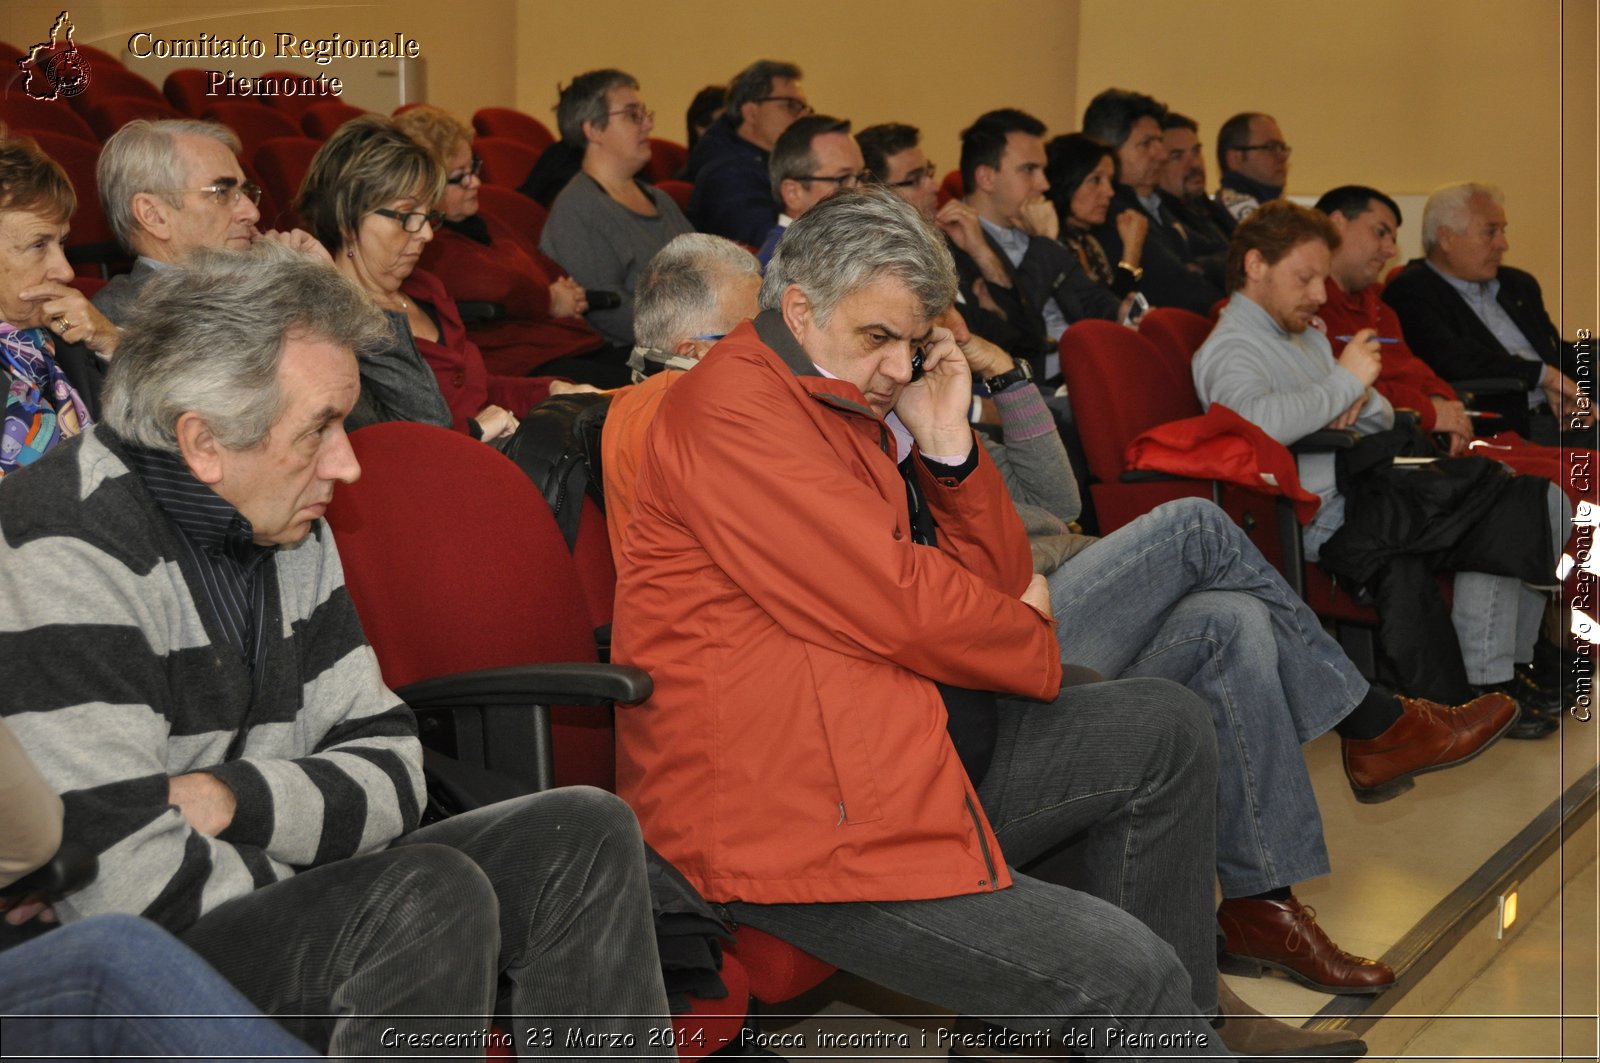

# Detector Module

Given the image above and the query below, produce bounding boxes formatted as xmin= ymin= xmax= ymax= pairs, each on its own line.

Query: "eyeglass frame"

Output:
xmin=606 ymin=104 xmax=655 ymax=125
xmin=371 ymin=206 xmax=444 ymax=233
xmin=885 ymin=162 xmax=937 ymax=189
xmin=159 ymin=178 xmax=263 ymax=208
xmin=445 ymin=155 xmax=484 ymax=186
xmin=755 ymin=95 xmax=813 ymax=117
xmin=1236 ymin=141 xmax=1292 ymax=157
xmin=795 ymin=171 xmax=869 ymax=189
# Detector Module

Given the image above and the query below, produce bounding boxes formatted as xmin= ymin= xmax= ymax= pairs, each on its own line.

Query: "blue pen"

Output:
xmin=1333 ymin=335 xmax=1400 ymax=344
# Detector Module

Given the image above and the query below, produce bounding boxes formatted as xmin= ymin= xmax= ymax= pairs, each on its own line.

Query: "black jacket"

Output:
xmin=1090 ymin=185 xmax=1224 ymax=316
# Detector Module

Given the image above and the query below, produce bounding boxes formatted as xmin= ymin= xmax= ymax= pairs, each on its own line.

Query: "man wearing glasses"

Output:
xmin=686 ymin=59 xmax=811 ymax=245
xmin=1214 ymin=112 xmax=1291 ymax=229
xmin=93 ymin=119 xmax=328 ymax=324
xmin=756 ymin=114 xmax=864 ymax=267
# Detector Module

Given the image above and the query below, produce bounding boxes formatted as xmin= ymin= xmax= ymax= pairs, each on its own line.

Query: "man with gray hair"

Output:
xmin=603 ymin=232 xmax=761 ymax=555
xmin=613 ymin=187 xmax=1234 ymax=1057
xmin=92 ymin=119 xmax=327 ymax=323
xmin=1383 ymin=181 xmax=1593 ymax=442
xmin=0 ymin=244 xmax=672 ymax=1056
xmin=687 ymin=58 xmax=810 ymax=245
xmin=756 ymin=114 xmax=863 ymax=267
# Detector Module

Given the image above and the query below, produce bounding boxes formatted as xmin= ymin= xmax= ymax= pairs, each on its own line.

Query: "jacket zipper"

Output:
xmin=963 ymin=794 xmax=999 ymax=889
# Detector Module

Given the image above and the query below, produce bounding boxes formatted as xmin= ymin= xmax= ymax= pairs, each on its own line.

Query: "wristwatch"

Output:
xmin=1118 ymin=261 xmax=1144 ymax=283
xmin=981 ymin=359 xmax=1033 ymax=394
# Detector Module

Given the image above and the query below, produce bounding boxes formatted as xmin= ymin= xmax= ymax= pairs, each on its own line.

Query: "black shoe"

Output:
xmin=1509 ymin=667 xmax=1563 ymax=713
xmin=1470 ymin=684 xmax=1557 ymax=739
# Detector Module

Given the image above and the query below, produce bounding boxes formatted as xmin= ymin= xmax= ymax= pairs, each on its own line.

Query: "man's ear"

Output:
xmin=131 ymin=191 xmax=174 ymax=243
xmin=672 ymin=336 xmax=705 ymax=361
xmin=581 ymin=118 xmax=604 ymax=147
xmin=1243 ymin=248 xmax=1268 ymax=283
xmin=1327 ymin=211 xmax=1349 ymax=238
xmin=175 ymin=411 xmax=225 ymax=486
xmin=778 ymin=178 xmax=805 ymax=217
xmin=973 ymin=163 xmax=998 ymax=195
xmin=779 ymin=283 xmax=813 ymax=341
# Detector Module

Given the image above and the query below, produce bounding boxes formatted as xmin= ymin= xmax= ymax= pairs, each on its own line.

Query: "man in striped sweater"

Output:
xmin=0 ymin=246 xmax=670 ymax=1057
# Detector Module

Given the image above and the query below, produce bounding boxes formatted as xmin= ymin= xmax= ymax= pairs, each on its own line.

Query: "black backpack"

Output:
xmin=499 ymin=391 xmax=612 ymax=549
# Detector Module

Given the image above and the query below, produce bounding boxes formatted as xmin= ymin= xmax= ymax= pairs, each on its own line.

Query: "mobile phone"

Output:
xmin=1121 ymin=292 xmax=1150 ymax=328
xmin=910 ymin=347 xmax=926 ymax=382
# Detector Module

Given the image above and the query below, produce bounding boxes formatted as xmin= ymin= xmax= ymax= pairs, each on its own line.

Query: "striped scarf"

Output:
xmin=2 ymin=323 xmax=91 ymax=480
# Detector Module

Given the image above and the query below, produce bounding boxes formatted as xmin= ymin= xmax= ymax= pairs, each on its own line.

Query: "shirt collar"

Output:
xmin=1425 ymin=258 xmax=1499 ymax=302
xmin=119 ymin=438 xmax=271 ymax=565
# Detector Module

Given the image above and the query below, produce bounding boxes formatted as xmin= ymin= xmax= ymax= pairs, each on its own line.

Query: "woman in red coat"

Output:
xmin=395 ymin=106 xmax=629 ymax=386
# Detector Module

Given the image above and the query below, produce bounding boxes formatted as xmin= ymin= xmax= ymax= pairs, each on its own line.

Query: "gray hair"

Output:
xmin=727 ymin=59 xmax=802 ymax=127
xmin=1421 ymin=181 xmax=1504 ymax=255
xmin=555 ymin=69 xmax=639 ymax=145
xmin=97 ymin=119 xmax=242 ymax=252
xmin=102 ymin=243 xmax=391 ymax=453
xmin=760 ymin=185 xmax=956 ymax=326
xmin=633 ymin=233 xmax=759 ymax=352
xmin=768 ymin=114 xmax=851 ymax=203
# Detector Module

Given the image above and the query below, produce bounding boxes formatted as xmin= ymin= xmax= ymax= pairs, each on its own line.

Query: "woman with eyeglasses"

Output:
xmin=0 ymin=129 xmax=118 ymax=482
xmin=297 ymin=116 xmax=582 ymax=445
xmin=539 ymin=69 xmax=694 ymax=348
xmin=392 ymin=105 xmax=628 ymax=387
xmin=1043 ymin=134 xmax=1148 ymax=311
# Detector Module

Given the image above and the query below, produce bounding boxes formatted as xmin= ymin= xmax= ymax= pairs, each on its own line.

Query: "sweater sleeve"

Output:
xmin=1194 ymin=329 xmax=1371 ymax=444
xmin=986 ymin=383 xmax=1081 ymax=524
xmin=206 ymin=527 xmax=424 ymax=868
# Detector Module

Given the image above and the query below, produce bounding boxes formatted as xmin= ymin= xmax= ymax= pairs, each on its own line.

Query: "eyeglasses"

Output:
xmin=163 ymin=180 xmax=263 ymax=208
xmin=886 ymin=163 xmax=937 ymax=189
xmin=1238 ymin=141 xmax=1292 ymax=157
xmin=445 ymin=155 xmax=483 ymax=186
xmin=756 ymin=96 xmax=813 ymax=117
xmin=798 ymin=171 xmax=869 ymax=189
xmin=372 ymin=207 xmax=443 ymax=233
xmin=607 ymin=104 xmax=655 ymax=125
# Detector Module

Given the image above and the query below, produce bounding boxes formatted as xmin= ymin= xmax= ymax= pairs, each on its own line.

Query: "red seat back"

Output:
xmin=28 ymin=130 xmax=122 ymax=272
xmin=300 ymin=100 xmax=367 ymax=140
xmin=1138 ymin=306 xmax=1213 ymax=363
xmin=475 ymin=184 xmax=550 ymax=252
xmin=162 ymin=68 xmax=214 ymax=116
xmin=646 ymin=137 xmax=687 ymax=182
xmin=938 ymin=169 xmax=964 ymax=208
xmin=329 ymin=422 xmax=614 ymax=790
xmin=202 ymin=103 xmax=301 ymax=162
xmin=0 ymin=96 xmax=98 ymax=142
xmin=253 ymin=136 xmax=321 ymax=229
xmin=83 ymin=95 xmax=183 ymax=139
xmin=472 ymin=107 xmax=555 ymax=155
xmin=656 ymin=179 xmax=692 ymax=213
xmin=66 ymin=64 xmax=165 ymax=113
xmin=474 ymin=136 xmax=540 ymax=189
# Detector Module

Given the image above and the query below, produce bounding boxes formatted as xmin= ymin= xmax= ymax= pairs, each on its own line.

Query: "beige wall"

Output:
xmin=511 ymin=0 xmax=1083 ymax=197
xmin=1077 ymin=0 xmax=1595 ymax=334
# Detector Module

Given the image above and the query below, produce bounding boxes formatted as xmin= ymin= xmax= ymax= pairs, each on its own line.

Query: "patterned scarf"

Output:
xmin=1063 ymin=228 xmax=1115 ymax=288
xmin=1 ymin=323 xmax=91 ymax=481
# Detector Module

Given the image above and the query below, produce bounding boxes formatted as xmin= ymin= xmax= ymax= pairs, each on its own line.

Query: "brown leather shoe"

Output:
xmin=1215 ymin=978 xmax=1367 ymax=1059
xmin=1341 ymin=692 xmax=1518 ymax=803
xmin=1217 ymin=895 xmax=1395 ymax=995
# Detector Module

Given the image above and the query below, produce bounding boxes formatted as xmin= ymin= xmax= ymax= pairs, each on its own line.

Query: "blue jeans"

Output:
xmin=1049 ymin=498 xmax=1367 ymax=896
xmin=733 ymin=677 xmax=1230 ymax=1061
xmin=0 ymin=913 xmax=314 ymax=1059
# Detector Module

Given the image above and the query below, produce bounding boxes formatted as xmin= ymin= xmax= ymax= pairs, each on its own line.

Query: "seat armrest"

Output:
xmin=397 ymin=662 xmax=652 ymax=710
xmin=2 ymin=841 xmax=97 ymax=899
xmin=1290 ymin=429 xmax=1358 ymax=452
xmin=455 ymin=301 xmax=506 ymax=325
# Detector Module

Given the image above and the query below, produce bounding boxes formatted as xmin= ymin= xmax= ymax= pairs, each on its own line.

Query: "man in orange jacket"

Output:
xmin=612 ymin=188 xmax=1236 ymax=1057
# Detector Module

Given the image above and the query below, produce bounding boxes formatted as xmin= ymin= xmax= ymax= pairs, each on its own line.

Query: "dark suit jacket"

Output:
xmin=1090 ymin=185 xmax=1223 ymax=315
xmin=54 ymin=340 xmax=106 ymax=421
xmin=946 ymin=226 xmax=1120 ymax=378
xmin=1382 ymin=260 xmax=1584 ymax=432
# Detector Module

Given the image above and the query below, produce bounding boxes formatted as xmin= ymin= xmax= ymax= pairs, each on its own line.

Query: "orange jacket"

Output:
xmin=612 ymin=312 xmax=1062 ymax=905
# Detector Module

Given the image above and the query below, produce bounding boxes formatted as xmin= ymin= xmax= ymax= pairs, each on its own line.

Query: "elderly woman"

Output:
xmin=296 ymin=116 xmax=577 ymax=444
xmin=1044 ymin=133 xmax=1147 ymax=308
xmin=539 ymin=69 xmax=694 ymax=348
xmin=1 ymin=130 xmax=118 ymax=481
xmin=391 ymin=105 xmax=628 ymax=386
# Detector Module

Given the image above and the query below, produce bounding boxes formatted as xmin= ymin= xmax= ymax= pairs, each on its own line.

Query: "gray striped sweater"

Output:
xmin=0 ymin=427 xmax=424 ymax=932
